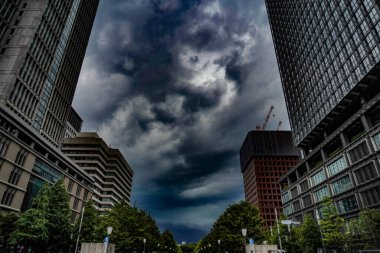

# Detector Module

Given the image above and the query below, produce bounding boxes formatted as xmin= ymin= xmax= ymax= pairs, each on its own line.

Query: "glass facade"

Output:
xmin=349 ymin=141 xmax=370 ymax=163
xmin=32 ymin=0 xmax=81 ymax=130
xmin=373 ymin=131 xmax=380 ymax=149
xmin=266 ymin=0 xmax=380 ymax=145
xmin=282 ymin=192 xmax=290 ymax=203
xmin=331 ymin=175 xmax=353 ymax=195
xmin=336 ymin=195 xmax=358 ymax=214
xmin=327 ymin=156 xmax=348 ymax=176
xmin=314 ymin=186 xmax=330 ymax=202
xmin=311 ymin=170 xmax=326 ymax=186
xmin=32 ymin=159 xmax=62 ymax=183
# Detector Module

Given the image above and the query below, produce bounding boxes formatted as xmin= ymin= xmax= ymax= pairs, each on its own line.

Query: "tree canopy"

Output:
xmin=199 ymin=201 xmax=264 ymax=253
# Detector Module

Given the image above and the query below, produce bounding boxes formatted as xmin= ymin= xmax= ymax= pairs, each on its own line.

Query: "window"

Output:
xmin=327 ymin=156 xmax=348 ymax=176
xmin=284 ymin=205 xmax=294 ymax=216
xmin=83 ymin=189 xmax=89 ymax=200
xmin=361 ymin=185 xmax=380 ymax=207
xmin=8 ymin=167 xmax=22 ymax=185
xmin=349 ymin=141 xmax=370 ymax=163
xmin=282 ymin=192 xmax=290 ymax=203
xmin=355 ymin=162 xmax=377 ymax=184
xmin=311 ymin=170 xmax=326 ymax=186
xmin=73 ymin=198 xmax=79 ymax=210
xmin=75 ymin=185 xmax=81 ymax=197
xmin=314 ymin=186 xmax=330 ymax=202
xmin=32 ymin=159 xmax=61 ymax=182
xmin=0 ymin=135 xmax=10 ymax=156
xmin=15 ymin=149 xmax=28 ymax=166
xmin=1 ymin=187 xmax=16 ymax=206
xmin=70 ymin=211 xmax=77 ymax=224
xmin=67 ymin=180 xmax=74 ymax=192
xmin=302 ymin=194 xmax=313 ymax=207
xmin=331 ymin=175 xmax=353 ymax=195
xmin=293 ymin=200 xmax=301 ymax=211
xmin=300 ymin=180 xmax=309 ymax=192
xmin=373 ymin=131 xmax=380 ymax=149
xmin=291 ymin=187 xmax=298 ymax=198
xmin=336 ymin=195 xmax=358 ymax=214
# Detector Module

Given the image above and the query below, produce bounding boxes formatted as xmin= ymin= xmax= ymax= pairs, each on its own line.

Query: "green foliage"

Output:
xmin=346 ymin=208 xmax=380 ymax=250
xmin=161 ymin=229 xmax=178 ymax=252
xmin=74 ymin=199 xmax=100 ymax=243
xmin=298 ymin=214 xmax=322 ymax=253
xmin=180 ymin=243 xmax=196 ymax=253
xmin=266 ymin=213 xmax=300 ymax=253
xmin=97 ymin=201 xmax=162 ymax=253
xmin=46 ymin=179 xmax=72 ymax=251
xmin=10 ymin=180 xmax=71 ymax=252
xmin=319 ymin=197 xmax=345 ymax=250
xmin=0 ymin=212 xmax=18 ymax=248
xmin=199 ymin=201 xmax=264 ymax=253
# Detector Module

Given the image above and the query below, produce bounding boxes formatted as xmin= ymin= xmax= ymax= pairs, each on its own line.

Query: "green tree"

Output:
xmin=0 ymin=212 xmax=18 ymax=248
xmin=180 ymin=243 xmax=196 ymax=253
xmin=267 ymin=214 xmax=300 ymax=253
xmin=46 ymin=179 xmax=71 ymax=252
xmin=10 ymin=180 xmax=72 ymax=252
xmin=319 ymin=197 xmax=345 ymax=251
xmin=10 ymin=183 xmax=51 ymax=253
xmin=74 ymin=199 xmax=99 ymax=244
xmin=298 ymin=214 xmax=322 ymax=253
xmin=98 ymin=202 xmax=162 ymax=253
xmin=161 ymin=229 xmax=178 ymax=252
xmin=357 ymin=209 xmax=380 ymax=249
xmin=199 ymin=201 xmax=264 ymax=253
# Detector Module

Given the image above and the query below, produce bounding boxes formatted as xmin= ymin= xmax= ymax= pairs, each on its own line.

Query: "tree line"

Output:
xmin=196 ymin=199 xmax=380 ymax=253
xmin=0 ymin=180 xmax=179 ymax=253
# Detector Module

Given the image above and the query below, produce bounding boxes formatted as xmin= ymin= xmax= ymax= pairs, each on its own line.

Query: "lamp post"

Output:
xmin=143 ymin=238 xmax=146 ymax=253
xmin=158 ymin=243 xmax=160 ymax=252
xmin=241 ymin=229 xmax=247 ymax=253
xmin=217 ymin=240 xmax=221 ymax=253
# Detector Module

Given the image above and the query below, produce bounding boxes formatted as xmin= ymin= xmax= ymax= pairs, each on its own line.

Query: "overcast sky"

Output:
xmin=73 ymin=0 xmax=289 ymax=243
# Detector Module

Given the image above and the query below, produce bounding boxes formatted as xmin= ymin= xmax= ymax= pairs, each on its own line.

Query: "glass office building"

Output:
xmin=266 ymin=0 xmax=380 ymax=221
xmin=0 ymin=0 xmax=99 ymax=220
xmin=0 ymin=0 xmax=99 ymax=146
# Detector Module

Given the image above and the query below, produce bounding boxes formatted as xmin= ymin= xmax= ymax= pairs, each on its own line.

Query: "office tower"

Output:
xmin=266 ymin=1 xmax=380 ymax=221
xmin=0 ymin=0 xmax=99 ymax=146
xmin=0 ymin=0 xmax=99 ymax=219
xmin=240 ymin=131 xmax=299 ymax=227
xmin=0 ymin=106 xmax=92 ymax=223
xmin=62 ymin=132 xmax=134 ymax=213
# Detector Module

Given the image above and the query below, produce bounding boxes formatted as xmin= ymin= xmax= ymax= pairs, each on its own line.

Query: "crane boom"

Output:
xmin=262 ymin=105 xmax=274 ymax=130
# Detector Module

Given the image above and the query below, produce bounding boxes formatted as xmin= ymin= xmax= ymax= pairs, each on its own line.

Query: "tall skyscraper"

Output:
xmin=0 ymin=0 xmax=99 ymax=146
xmin=266 ymin=1 xmax=380 ymax=221
xmin=62 ymin=132 xmax=134 ymax=213
xmin=0 ymin=0 xmax=99 ymax=220
xmin=240 ymin=131 xmax=298 ymax=227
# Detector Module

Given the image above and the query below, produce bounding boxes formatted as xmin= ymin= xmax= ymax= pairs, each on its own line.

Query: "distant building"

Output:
xmin=62 ymin=132 xmax=134 ymax=213
xmin=240 ymin=131 xmax=298 ymax=227
xmin=64 ymin=107 xmax=83 ymax=139
xmin=0 ymin=105 xmax=92 ymax=223
xmin=266 ymin=0 xmax=380 ymax=221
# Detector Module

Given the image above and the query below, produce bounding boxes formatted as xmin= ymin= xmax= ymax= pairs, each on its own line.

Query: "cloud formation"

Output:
xmin=73 ymin=0 xmax=289 ymax=242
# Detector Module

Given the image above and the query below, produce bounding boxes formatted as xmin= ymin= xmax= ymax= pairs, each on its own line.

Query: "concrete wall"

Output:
xmin=246 ymin=244 xmax=278 ymax=253
xmin=80 ymin=243 xmax=115 ymax=253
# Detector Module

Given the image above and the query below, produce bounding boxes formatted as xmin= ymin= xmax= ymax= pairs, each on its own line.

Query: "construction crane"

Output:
xmin=277 ymin=121 xmax=282 ymax=131
xmin=256 ymin=105 xmax=274 ymax=130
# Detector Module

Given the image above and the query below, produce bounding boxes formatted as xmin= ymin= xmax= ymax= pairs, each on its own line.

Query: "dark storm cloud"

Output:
xmin=74 ymin=0 xmax=289 ymax=243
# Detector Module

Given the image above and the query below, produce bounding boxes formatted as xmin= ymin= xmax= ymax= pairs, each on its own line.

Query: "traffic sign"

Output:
xmin=249 ymin=238 xmax=254 ymax=245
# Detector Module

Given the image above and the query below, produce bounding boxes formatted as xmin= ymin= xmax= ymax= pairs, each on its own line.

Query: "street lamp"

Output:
xmin=217 ymin=240 xmax=221 ymax=253
xmin=241 ymin=229 xmax=247 ymax=253
xmin=158 ymin=243 xmax=160 ymax=252
xmin=143 ymin=238 xmax=146 ymax=253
